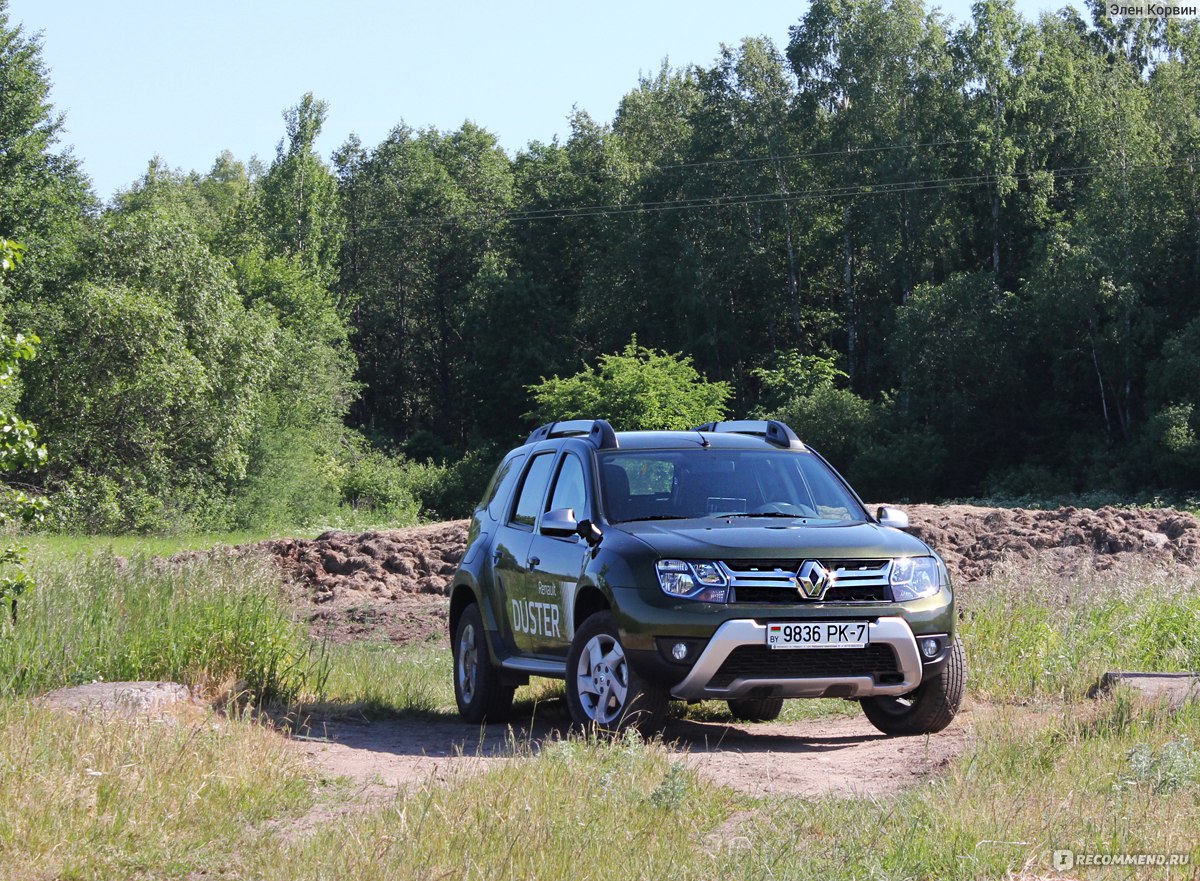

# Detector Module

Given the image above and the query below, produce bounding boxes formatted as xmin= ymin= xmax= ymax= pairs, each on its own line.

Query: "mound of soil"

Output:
xmin=251 ymin=505 xmax=1200 ymax=642
xmin=256 ymin=521 xmax=468 ymax=644
xmin=902 ymin=504 xmax=1200 ymax=582
xmin=261 ymin=521 xmax=469 ymax=602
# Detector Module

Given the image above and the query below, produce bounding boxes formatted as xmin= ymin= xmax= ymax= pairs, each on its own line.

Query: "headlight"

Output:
xmin=890 ymin=556 xmax=941 ymax=602
xmin=656 ymin=559 xmax=728 ymax=602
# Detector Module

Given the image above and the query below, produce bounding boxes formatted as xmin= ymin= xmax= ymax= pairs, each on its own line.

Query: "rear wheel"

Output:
xmin=861 ymin=636 xmax=965 ymax=736
xmin=566 ymin=611 xmax=668 ymax=733
xmin=453 ymin=604 xmax=514 ymax=724
xmin=727 ymin=696 xmax=785 ymax=722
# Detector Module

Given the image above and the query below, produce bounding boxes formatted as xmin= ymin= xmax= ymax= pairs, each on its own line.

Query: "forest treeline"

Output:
xmin=1 ymin=0 xmax=1199 ymax=531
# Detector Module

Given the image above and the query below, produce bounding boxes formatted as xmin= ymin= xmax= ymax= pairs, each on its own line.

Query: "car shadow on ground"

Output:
xmin=291 ymin=707 xmax=888 ymax=757
xmin=287 ymin=699 xmax=963 ymax=797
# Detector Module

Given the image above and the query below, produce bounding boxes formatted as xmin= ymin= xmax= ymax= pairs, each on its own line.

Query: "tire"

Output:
xmin=861 ymin=635 xmax=966 ymax=736
xmin=453 ymin=604 xmax=515 ymax=724
xmin=727 ymin=696 xmax=785 ymax=722
xmin=566 ymin=611 xmax=668 ymax=734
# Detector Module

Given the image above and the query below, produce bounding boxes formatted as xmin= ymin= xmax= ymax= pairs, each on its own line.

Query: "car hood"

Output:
xmin=611 ymin=517 xmax=931 ymax=560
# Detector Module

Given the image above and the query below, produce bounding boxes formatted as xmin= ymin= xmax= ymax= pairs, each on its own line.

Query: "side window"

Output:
xmin=485 ymin=454 xmax=526 ymax=520
xmin=510 ymin=453 xmax=555 ymax=527
xmin=548 ymin=453 xmax=588 ymax=516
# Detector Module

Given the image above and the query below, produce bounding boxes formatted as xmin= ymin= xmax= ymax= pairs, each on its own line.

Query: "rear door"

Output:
xmin=526 ymin=449 xmax=592 ymax=656
xmin=492 ymin=450 xmax=556 ymax=655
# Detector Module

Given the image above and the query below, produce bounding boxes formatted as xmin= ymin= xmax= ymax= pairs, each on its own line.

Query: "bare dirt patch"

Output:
xmin=289 ymin=708 xmax=967 ymax=800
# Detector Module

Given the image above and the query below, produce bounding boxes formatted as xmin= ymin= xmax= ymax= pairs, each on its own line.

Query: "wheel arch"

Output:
xmin=573 ymin=584 xmax=610 ymax=633
xmin=449 ymin=582 xmax=479 ymax=641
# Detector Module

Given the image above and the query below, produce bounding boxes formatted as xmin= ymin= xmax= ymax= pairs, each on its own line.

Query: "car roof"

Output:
xmin=518 ymin=419 xmax=809 ymax=454
xmin=609 ymin=430 xmax=793 ymax=451
xmin=515 ymin=430 xmax=806 ymax=453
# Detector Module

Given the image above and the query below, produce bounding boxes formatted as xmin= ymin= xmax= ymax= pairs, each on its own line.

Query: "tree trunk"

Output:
xmin=901 ymin=191 xmax=912 ymax=304
xmin=774 ymin=160 xmax=801 ymax=343
xmin=1091 ymin=336 xmax=1111 ymax=439
xmin=843 ymin=202 xmax=857 ymax=385
xmin=991 ymin=90 xmax=1002 ymax=276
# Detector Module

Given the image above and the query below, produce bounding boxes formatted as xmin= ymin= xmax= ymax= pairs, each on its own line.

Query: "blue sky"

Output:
xmin=12 ymin=0 xmax=1054 ymax=201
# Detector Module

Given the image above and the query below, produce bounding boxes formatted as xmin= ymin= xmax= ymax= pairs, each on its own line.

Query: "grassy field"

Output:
xmin=0 ymin=542 xmax=1198 ymax=878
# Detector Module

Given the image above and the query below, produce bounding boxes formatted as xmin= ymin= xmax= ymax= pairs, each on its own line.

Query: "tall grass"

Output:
xmin=0 ymin=551 xmax=324 ymax=702
xmin=0 ymin=698 xmax=312 ymax=879
xmin=958 ymin=563 xmax=1200 ymax=701
xmin=704 ymin=699 xmax=1200 ymax=881
xmin=316 ymin=641 xmax=452 ymax=714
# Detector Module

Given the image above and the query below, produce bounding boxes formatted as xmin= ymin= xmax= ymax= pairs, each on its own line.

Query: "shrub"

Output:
xmin=527 ymin=336 xmax=730 ymax=431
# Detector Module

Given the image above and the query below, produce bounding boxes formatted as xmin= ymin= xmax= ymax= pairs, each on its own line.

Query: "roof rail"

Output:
xmin=525 ymin=418 xmax=619 ymax=450
xmin=693 ymin=419 xmax=805 ymax=450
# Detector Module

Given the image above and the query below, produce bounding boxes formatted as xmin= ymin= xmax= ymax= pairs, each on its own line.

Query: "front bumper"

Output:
xmin=668 ymin=616 xmax=924 ymax=700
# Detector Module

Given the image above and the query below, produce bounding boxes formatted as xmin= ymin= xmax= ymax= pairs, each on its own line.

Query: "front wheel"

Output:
xmin=861 ymin=635 xmax=966 ymax=736
xmin=453 ymin=603 xmax=514 ymax=724
xmin=566 ymin=611 xmax=668 ymax=733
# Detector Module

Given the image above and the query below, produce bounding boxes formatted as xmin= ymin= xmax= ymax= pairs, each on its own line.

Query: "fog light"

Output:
xmin=921 ymin=638 xmax=940 ymax=658
xmin=671 ymin=642 xmax=689 ymax=661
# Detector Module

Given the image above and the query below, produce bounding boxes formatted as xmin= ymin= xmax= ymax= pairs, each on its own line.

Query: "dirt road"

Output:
xmin=291 ymin=707 xmax=967 ymax=800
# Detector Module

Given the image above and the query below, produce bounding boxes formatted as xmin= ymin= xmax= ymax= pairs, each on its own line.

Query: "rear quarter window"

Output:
xmin=485 ymin=453 xmax=526 ymax=520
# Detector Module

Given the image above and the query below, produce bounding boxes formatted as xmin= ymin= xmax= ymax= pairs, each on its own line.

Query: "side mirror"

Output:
xmin=877 ymin=506 xmax=910 ymax=530
xmin=576 ymin=518 xmax=603 ymax=547
xmin=540 ymin=507 xmax=579 ymax=538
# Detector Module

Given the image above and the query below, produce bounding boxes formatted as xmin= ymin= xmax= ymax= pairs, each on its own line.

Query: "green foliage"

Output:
xmin=409 ymin=446 xmax=503 ymax=521
xmin=527 ymin=337 xmax=731 ymax=431
xmin=260 ymin=93 xmax=344 ymax=282
xmin=0 ymin=239 xmax=46 ymax=614
xmin=338 ymin=443 xmax=423 ymax=523
xmin=750 ymin=349 xmax=848 ymax=413
xmin=0 ymin=237 xmax=23 ymax=271
xmin=0 ymin=12 xmax=92 ymax=297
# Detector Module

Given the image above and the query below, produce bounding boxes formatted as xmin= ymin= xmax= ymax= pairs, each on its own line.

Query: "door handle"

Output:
xmin=492 ymin=549 xmax=503 ymax=563
xmin=527 ymin=556 xmax=540 ymax=569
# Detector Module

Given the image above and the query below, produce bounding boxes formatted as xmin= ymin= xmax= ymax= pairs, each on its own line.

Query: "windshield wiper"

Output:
xmin=722 ymin=512 xmax=808 ymax=519
xmin=615 ymin=515 xmax=688 ymax=523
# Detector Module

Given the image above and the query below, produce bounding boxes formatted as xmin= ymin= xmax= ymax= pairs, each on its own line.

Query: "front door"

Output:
xmin=526 ymin=451 xmax=592 ymax=656
xmin=496 ymin=450 xmax=557 ymax=654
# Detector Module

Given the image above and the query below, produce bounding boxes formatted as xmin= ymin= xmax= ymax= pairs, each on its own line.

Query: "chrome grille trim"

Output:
xmin=721 ymin=558 xmax=892 ymax=603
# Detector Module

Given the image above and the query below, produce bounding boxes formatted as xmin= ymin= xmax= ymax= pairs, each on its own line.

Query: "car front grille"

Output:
xmin=722 ymin=558 xmax=893 ymax=604
xmin=707 ymin=643 xmax=900 ymax=688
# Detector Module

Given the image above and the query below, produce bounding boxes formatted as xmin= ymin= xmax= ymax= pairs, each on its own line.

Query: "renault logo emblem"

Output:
xmin=796 ymin=560 xmax=831 ymax=599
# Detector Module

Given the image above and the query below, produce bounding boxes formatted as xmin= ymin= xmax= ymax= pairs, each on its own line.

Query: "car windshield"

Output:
xmin=598 ymin=449 xmax=867 ymax=524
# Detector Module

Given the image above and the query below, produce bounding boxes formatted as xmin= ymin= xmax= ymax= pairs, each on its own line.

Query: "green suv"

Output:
xmin=448 ymin=419 xmax=965 ymax=735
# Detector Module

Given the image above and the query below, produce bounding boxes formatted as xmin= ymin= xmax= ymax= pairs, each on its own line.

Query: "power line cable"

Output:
xmin=349 ymin=158 xmax=1181 ymax=233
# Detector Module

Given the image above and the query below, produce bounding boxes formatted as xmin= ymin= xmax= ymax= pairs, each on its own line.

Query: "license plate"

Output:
xmin=766 ymin=621 xmax=869 ymax=649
